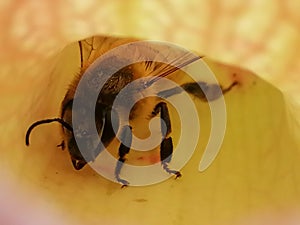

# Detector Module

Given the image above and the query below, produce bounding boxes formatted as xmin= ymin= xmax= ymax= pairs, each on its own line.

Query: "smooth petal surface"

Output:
xmin=1 ymin=1 xmax=300 ymax=225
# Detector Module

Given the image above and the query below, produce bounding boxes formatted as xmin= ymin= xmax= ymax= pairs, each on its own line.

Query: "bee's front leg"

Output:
xmin=115 ymin=125 xmax=132 ymax=188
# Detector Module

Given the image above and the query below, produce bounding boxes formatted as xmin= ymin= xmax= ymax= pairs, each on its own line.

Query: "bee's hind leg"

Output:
xmin=115 ymin=125 xmax=132 ymax=188
xmin=153 ymin=102 xmax=182 ymax=179
xmin=161 ymin=137 xmax=182 ymax=178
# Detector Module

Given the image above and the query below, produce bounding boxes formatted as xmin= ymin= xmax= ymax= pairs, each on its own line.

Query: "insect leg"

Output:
xmin=115 ymin=125 xmax=132 ymax=187
xmin=158 ymin=81 xmax=238 ymax=101
xmin=154 ymin=102 xmax=182 ymax=179
xmin=161 ymin=137 xmax=181 ymax=178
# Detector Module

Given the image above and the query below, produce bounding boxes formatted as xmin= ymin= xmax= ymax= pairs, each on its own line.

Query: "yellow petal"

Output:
xmin=1 ymin=1 xmax=300 ymax=225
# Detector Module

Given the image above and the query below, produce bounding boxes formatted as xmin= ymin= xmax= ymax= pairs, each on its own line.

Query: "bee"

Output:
xmin=25 ymin=36 xmax=238 ymax=187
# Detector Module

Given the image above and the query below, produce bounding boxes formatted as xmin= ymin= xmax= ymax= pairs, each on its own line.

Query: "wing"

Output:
xmin=78 ymin=36 xmax=138 ymax=72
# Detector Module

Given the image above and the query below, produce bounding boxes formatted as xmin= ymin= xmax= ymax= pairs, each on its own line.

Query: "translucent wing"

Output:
xmin=78 ymin=36 xmax=138 ymax=71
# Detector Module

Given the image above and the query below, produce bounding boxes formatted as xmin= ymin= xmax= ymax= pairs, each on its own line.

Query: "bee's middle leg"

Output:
xmin=115 ymin=125 xmax=132 ymax=187
xmin=153 ymin=102 xmax=182 ymax=179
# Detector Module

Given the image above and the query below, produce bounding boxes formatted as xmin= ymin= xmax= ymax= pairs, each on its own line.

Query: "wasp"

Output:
xmin=25 ymin=36 xmax=238 ymax=187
